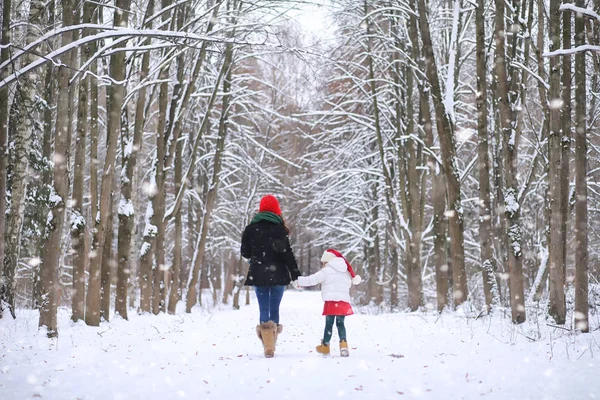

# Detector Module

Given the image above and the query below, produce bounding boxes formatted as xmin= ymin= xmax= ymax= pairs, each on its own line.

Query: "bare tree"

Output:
xmin=548 ymin=0 xmax=566 ymax=325
xmin=416 ymin=0 xmax=467 ymax=307
xmin=476 ymin=0 xmax=499 ymax=311
xmin=400 ymin=6 xmax=425 ymax=311
xmin=70 ymin=1 xmax=96 ymax=322
xmin=0 ymin=0 xmax=12 ymax=319
xmin=2 ymin=0 xmax=45 ymax=318
xmin=167 ymin=5 xmax=187 ymax=314
xmin=116 ymin=0 xmax=156 ymax=320
xmin=86 ymin=10 xmax=101 ymax=326
xmin=39 ymin=0 xmax=75 ymax=337
xmin=573 ymin=0 xmax=588 ymax=333
xmin=493 ymin=0 xmax=526 ymax=324
xmin=561 ymin=2 xmax=572 ymax=284
xmin=186 ymin=39 xmax=234 ymax=312
xmin=87 ymin=0 xmax=132 ymax=325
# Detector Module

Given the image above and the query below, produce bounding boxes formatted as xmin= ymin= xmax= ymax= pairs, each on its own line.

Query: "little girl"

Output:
xmin=296 ymin=249 xmax=361 ymax=357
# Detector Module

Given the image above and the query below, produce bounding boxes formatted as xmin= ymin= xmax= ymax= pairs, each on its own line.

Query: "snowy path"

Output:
xmin=1 ymin=291 xmax=599 ymax=400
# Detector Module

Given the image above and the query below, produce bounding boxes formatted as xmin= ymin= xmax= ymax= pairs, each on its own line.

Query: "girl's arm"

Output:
xmin=297 ymin=269 xmax=325 ymax=287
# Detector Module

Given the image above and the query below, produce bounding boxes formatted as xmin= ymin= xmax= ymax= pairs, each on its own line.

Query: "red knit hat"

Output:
xmin=259 ymin=195 xmax=282 ymax=216
xmin=321 ymin=249 xmax=362 ymax=285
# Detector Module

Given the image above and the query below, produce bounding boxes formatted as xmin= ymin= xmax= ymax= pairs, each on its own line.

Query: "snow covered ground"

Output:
xmin=1 ymin=290 xmax=599 ymax=400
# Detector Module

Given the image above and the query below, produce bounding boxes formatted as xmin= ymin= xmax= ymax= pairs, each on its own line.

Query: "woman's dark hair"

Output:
xmin=281 ymin=216 xmax=291 ymax=235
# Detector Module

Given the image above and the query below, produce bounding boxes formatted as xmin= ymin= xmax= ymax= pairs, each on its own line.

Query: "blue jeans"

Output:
xmin=254 ymin=285 xmax=285 ymax=324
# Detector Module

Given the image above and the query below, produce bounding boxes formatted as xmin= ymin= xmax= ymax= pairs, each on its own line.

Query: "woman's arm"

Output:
xmin=272 ymin=225 xmax=301 ymax=281
xmin=240 ymin=225 xmax=251 ymax=259
xmin=297 ymin=269 xmax=325 ymax=287
xmin=282 ymin=235 xmax=301 ymax=281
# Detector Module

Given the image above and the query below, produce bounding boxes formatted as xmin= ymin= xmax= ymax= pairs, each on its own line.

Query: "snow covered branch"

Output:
xmin=559 ymin=3 xmax=600 ymax=23
xmin=544 ymin=44 xmax=600 ymax=57
xmin=0 ymin=27 xmax=255 ymax=89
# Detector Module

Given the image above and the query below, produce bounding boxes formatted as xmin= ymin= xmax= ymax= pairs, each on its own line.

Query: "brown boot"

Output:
xmin=257 ymin=321 xmax=278 ymax=358
xmin=340 ymin=340 xmax=349 ymax=357
xmin=316 ymin=341 xmax=330 ymax=355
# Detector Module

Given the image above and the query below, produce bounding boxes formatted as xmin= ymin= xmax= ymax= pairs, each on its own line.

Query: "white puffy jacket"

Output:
xmin=297 ymin=258 xmax=352 ymax=303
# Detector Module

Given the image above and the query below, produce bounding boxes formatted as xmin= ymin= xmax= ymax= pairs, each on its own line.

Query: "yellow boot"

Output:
xmin=257 ymin=321 xmax=279 ymax=358
xmin=340 ymin=340 xmax=349 ymax=357
xmin=316 ymin=341 xmax=330 ymax=355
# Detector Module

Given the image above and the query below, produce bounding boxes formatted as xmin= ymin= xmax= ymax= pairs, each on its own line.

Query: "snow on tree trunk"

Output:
xmin=38 ymin=0 xmax=74 ymax=337
xmin=139 ymin=188 xmax=157 ymax=313
xmin=494 ymin=0 xmax=526 ymax=324
xmin=2 ymin=0 xmax=44 ymax=318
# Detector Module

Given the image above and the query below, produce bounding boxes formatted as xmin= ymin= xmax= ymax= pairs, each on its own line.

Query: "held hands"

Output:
xmin=291 ymin=280 xmax=300 ymax=289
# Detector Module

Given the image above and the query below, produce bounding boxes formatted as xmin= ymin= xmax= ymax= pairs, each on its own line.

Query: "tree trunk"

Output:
xmin=138 ymin=203 xmax=155 ymax=313
xmin=494 ymin=0 xmax=526 ymax=324
xmin=167 ymin=136 xmax=184 ymax=312
xmin=418 ymin=77 xmax=448 ymax=312
xmin=100 ymin=194 xmax=114 ymax=321
xmin=547 ymin=0 xmax=566 ymax=325
xmin=400 ymin=18 xmax=422 ymax=311
xmin=71 ymin=1 xmax=94 ymax=322
xmin=407 ymin=3 xmax=446 ymax=311
xmin=232 ymin=258 xmax=246 ymax=309
xmin=33 ymin=22 xmax=56 ymax=309
xmin=183 ymin=192 xmax=195 ymax=295
xmin=85 ymin=19 xmax=100 ymax=325
xmin=363 ymin=1 xmax=402 ymax=308
xmin=573 ymin=0 xmax=588 ymax=333
xmin=476 ymin=0 xmax=499 ymax=312
xmin=560 ymin=2 xmax=572 ymax=287
xmin=87 ymin=0 xmax=131 ymax=326
xmin=186 ymin=43 xmax=234 ymax=312
xmin=416 ymin=0 xmax=467 ymax=307
xmin=1 ymin=0 xmax=44 ymax=318
xmin=150 ymin=76 xmax=169 ymax=315
xmin=148 ymin=0 xmax=180 ymax=315
xmin=389 ymin=245 xmax=399 ymax=309
xmin=39 ymin=0 xmax=74 ymax=337
xmin=115 ymin=0 xmax=154 ymax=320
xmin=533 ymin=0 xmax=550 ymax=302
xmin=366 ymin=183 xmax=383 ymax=305
xmin=222 ymin=254 xmax=235 ymax=305
xmin=162 ymin=2 xmax=221 ymax=174
xmin=433 ymin=171 xmax=448 ymax=312
xmin=0 ymin=0 xmax=12 ymax=319
xmin=167 ymin=7 xmax=186 ymax=314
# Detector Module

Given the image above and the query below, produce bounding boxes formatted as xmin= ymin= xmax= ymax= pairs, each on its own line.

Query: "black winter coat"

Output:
xmin=241 ymin=220 xmax=300 ymax=286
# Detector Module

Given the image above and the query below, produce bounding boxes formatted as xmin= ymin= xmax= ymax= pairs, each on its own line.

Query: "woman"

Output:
xmin=241 ymin=194 xmax=300 ymax=358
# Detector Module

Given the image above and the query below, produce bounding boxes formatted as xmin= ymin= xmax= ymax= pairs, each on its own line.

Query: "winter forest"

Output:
xmin=1 ymin=0 xmax=600 ymax=397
